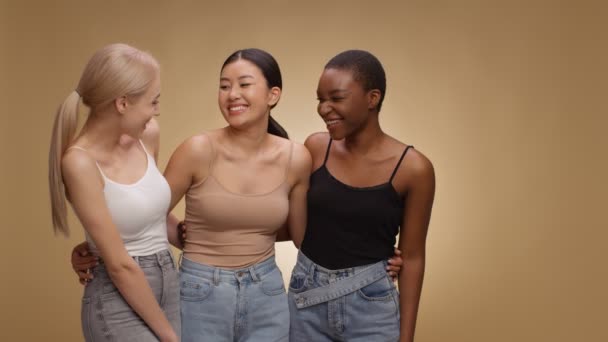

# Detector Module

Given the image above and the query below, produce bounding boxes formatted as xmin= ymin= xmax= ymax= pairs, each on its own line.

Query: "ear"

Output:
xmin=267 ymin=86 xmax=282 ymax=107
xmin=367 ymin=89 xmax=381 ymax=111
xmin=114 ymin=96 xmax=129 ymax=114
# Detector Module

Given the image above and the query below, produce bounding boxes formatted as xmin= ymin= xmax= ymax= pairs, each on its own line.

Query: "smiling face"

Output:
xmin=316 ymin=68 xmax=376 ymax=140
xmin=218 ymin=59 xmax=279 ymax=129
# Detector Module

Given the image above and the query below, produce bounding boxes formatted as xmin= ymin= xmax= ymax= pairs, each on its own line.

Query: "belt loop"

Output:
xmin=133 ymin=255 xmax=140 ymax=265
xmin=167 ymin=250 xmax=175 ymax=267
xmin=249 ymin=265 xmax=260 ymax=282
xmin=213 ymin=268 xmax=220 ymax=286
xmin=155 ymin=251 xmax=162 ymax=266
xmin=307 ymin=262 xmax=316 ymax=286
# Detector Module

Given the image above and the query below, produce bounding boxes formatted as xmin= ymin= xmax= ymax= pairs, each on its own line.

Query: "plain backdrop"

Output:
xmin=1 ymin=1 xmax=606 ymax=341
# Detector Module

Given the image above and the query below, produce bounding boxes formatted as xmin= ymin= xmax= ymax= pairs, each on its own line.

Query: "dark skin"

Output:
xmin=312 ymin=67 xmax=435 ymax=342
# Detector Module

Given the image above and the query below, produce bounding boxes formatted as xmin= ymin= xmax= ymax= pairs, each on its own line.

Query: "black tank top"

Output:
xmin=301 ymin=139 xmax=412 ymax=269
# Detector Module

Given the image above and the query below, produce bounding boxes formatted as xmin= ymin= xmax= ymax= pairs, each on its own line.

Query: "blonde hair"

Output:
xmin=48 ymin=43 xmax=159 ymax=236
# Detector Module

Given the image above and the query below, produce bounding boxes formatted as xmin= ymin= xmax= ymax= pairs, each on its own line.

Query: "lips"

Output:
xmin=228 ymin=104 xmax=248 ymax=115
xmin=324 ymin=117 xmax=342 ymax=128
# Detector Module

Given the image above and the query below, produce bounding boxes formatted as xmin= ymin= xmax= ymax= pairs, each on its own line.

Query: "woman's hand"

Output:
xmin=387 ymin=248 xmax=403 ymax=281
xmin=71 ymin=241 xmax=97 ymax=285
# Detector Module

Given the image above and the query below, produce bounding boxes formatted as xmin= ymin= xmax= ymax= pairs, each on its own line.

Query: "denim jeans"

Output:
xmin=288 ymin=251 xmax=400 ymax=342
xmin=179 ymin=255 xmax=289 ymax=342
xmin=81 ymin=249 xmax=181 ymax=341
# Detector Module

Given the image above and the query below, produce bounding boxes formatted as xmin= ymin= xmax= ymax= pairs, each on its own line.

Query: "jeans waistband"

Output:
xmin=180 ymin=254 xmax=278 ymax=286
xmin=95 ymin=249 xmax=175 ymax=276
xmin=293 ymin=252 xmax=388 ymax=309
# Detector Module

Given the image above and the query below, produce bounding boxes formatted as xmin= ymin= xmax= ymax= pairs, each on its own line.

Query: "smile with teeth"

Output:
xmin=325 ymin=119 xmax=341 ymax=127
xmin=229 ymin=105 xmax=248 ymax=114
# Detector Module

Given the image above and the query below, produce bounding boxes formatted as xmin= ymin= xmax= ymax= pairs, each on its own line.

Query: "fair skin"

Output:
xmin=72 ymin=58 xmax=311 ymax=275
xmin=312 ymin=67 xmax=435 ymax=342
xmin=163 ymin=59 xmax=311 ymax=249
xmin=71 ymin=62 xmax=404 ymax=282
xmin=62 ymin=73 xmax=178 ymax=342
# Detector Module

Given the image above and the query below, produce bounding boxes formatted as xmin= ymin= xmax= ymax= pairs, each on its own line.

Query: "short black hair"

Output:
xmin=325 ymin=50 xmax=386 ymax=111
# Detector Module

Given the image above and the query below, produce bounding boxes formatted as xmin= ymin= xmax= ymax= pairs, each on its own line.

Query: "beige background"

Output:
xmin=1 ymin=0 xmax=607 ymax=341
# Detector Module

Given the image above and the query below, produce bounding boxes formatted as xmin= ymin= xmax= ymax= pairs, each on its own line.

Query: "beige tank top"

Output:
xmin=183 ymin=135 xmax=293 ymax=268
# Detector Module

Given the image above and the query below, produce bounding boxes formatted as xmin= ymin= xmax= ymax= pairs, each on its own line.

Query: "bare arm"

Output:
xmin=284 ymin=143 xmax=312 ymax=248
xmin=163 ymin=134 xmax=213 ymax=212
xmin=63 ymin=150 xmax=177 ymax=342
xmin=166 ymin=213 xmax=182 ymax=249
xmin=397 ymin=152 xmax=435 ymax=342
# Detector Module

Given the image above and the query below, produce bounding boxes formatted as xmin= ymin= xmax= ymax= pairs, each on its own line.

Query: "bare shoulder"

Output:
xmin=404 ymin=148 xmax=434 ymax=179
xmin=291 ymin=142 xmax=312 ymax=175
xmin=304 ymin=132 xmax=330 ymax=161
xmin=61 ymin=148 xmax=103 ymax=188
xmin=141 ymin=118 xmax=160 ymax=155
xmin=141 ymin=118 xmax=160 ymax=143
xmin=176 ymin=132 xmax=214 ymax=161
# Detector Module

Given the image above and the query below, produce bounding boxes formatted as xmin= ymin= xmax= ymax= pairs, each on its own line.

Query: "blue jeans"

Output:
xmin=288 ymin=251 xmax=400 ymax=342
xmin=81 ymin=249 xmax=181 ymax=341
xmin=179 ymin=255 xmax=289 ymax=342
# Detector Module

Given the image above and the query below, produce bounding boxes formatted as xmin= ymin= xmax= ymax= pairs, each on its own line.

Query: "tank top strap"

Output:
xmin=283 ymin=141 xmax=295 ymax=180
xmin=203 ymin=132 xmax=217 ymax=175
xmin=322 ymin=138 xmax=333 ymax=166
xmin=389 ymin=145 xmax=413 ymax=183
xmin=138 ymin=139 xmax=152 ymax=158
xmin=65 ymin=145 xmax=108 ymax=182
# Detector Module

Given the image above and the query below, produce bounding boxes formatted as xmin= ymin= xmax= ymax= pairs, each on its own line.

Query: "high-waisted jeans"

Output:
xmin=179 ymin=255 xmax=289 ymax=342
xmin=288 ymin=251 xmax=400 ymax=342
xmin=81 ymin=249 xmax=180 ymax=341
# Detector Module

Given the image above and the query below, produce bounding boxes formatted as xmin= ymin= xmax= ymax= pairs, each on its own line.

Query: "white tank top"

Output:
xmin=71 ymin=141 xmax=170 ymax=256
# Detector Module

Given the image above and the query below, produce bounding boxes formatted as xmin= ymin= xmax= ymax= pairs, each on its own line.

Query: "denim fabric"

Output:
xmin=180 ymin=255 xmax=289 ymax=342
xmin=81 ymin=249 xmax=181 ymax=341
xmin=288 ymin=251 xmax=400 ymax=342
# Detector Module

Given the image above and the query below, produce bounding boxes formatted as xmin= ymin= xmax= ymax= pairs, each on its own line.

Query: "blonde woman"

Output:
xmin=49 ymin=43 xmax=179 ymax=342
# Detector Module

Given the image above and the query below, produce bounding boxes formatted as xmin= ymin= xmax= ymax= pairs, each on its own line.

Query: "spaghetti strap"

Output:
xmin=66 ymin=145 xmax=87 ymax=152
xmin=138 ymin=140 xmax=151 ymax=157
xmin=65 ymin=145 xmax=107 ymax=182
xmin=203 ymin=133 xmax=217 ymax=174
xmin=389 ymin=145 xmax=413 ymax=183
xmin=322 ymin=138 xmax=333 ymax=166
xmin=284 ymin=141 xmax=295 ymax=180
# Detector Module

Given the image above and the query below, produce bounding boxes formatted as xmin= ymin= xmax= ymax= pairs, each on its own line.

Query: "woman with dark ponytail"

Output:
xmin=163 ymin=48 xmax=309 ymax=341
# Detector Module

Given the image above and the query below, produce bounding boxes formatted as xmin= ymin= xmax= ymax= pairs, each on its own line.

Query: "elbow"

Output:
xmin=105 ymin=258 xmax=140 ymax=281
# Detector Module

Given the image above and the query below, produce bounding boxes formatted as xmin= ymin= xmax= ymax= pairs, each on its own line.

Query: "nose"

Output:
xmin=229 ymin=86 xmax=241 ymax=100
xmin=318 ymin=101 xmax=331 ymax=117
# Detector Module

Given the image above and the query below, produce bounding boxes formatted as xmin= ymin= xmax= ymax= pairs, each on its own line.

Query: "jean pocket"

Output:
xmin=357 ymin=277 xmax=394 ymax=301
xmin=180 ymin=273 xmax=214 ymax=302
xmin=100 ymin=290 xmax=143 ymax=327
xmin=288 ymin=271 xmax=309 ymax=293
xmin=261 ymin=268 xmax=286 ymax=296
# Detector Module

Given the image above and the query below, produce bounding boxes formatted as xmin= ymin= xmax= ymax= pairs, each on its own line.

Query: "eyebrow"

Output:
xmin=220 ymin=75 xmax=255 ymax=81
xmin=317 ymin=89 xmax=350 ymax=96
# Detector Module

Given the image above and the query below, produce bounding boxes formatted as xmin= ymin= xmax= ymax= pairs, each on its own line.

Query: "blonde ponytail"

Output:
xmin=48 ymin=90 xmax=80 ymax=236
xmin=48 ymin=43 xmax=159 ymax=236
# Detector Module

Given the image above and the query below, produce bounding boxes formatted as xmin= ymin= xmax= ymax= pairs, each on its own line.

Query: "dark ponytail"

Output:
xmin=222 ymin=48 xmax=289 ymax=139
xmin=268 ymin=115 xmax=288 ymax=138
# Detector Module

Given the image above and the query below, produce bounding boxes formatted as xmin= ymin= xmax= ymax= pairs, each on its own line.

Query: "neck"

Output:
xmin=224 ymin=115 xmax=270 ymax=155
xmin=343 ymin=113 xmax=385 ymax=155
xmin=78 ymin=110 xmax=131 ymax=152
